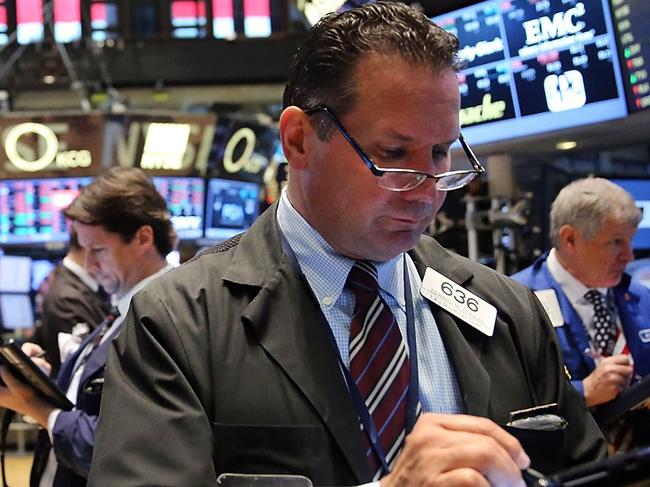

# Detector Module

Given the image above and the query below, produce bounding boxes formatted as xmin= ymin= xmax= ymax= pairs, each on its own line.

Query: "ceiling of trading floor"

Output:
xmin=13 ymin=83 xmax=650 ymax=160
xmin=6 ymin=0 xmax=650 ymax=161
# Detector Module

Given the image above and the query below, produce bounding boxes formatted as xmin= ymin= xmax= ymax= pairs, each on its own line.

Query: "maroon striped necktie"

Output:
xmin=347 ymin=261 xmax=410 ymax=480
xmin=76 ymin=306 xmax=121 ymax=370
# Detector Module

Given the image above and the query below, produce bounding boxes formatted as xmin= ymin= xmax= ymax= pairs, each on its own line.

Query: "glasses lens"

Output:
xmin=435 ymin=171 xmax=478 ymax=191
xmin=376 ymin=172 xmax=426 ymax=192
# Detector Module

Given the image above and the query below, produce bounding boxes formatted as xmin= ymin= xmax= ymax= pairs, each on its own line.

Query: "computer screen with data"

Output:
xmin=0 ymin=255 xmax=33 ymax=331
xmin=609 ymin=0 xmax=650 ymax=112
xmin=0 ymin=255 xmax=32 ymax=293
xmin=431 ymin=0 xmax=628 ymax=145
xmin=152 ymin=176 xmax=205 ymax=240
xmin=204 ymin=178 xmax=260 ymax=241
xmin=31 ymin=259 xmax=57 ymax=292
xmin=0 ymin=294 xmax=34 ymax=330
xmin=0 ymin=177 xmax=92 ymax=245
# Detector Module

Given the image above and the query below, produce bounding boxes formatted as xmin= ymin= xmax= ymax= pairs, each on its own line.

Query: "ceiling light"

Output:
xmin=555 ymin=140 xmax=577 ymax=151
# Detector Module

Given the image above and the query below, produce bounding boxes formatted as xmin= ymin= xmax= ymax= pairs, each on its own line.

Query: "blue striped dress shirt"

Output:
xmin=276 ymin=189 xmax=463 ymax=415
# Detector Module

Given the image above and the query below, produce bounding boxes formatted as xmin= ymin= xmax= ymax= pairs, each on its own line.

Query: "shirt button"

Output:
xmin=322 ymin=296 xmax=334 ymax=306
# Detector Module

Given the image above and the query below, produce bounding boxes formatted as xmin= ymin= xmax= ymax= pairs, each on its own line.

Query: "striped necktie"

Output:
xmin=76 ymin=306 xmax=120 ymax=370
xmin=347 ymin=261 xmax=410 ymax=480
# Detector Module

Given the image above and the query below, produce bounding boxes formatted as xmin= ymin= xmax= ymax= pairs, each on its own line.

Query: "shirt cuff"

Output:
xmin=358 ymin=482 xmax=381 ymax=487
xmin=47 ymin=409 xmax=62 ymax=443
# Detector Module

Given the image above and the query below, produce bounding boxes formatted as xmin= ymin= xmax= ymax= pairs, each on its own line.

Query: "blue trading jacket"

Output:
xmin=512 ymin=252 xmax=650 ymax=396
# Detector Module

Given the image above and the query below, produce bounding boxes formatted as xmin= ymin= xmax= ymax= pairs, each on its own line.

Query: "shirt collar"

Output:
xmin=115 ymin=264 xmax=173 ymax=316
xmin=62 ymin=256 xmax=100 ymax=293
xmin=276 ymin=188 xmax=404 ymax=307
xmin=547 ymin=248 xmax=607 ymax=303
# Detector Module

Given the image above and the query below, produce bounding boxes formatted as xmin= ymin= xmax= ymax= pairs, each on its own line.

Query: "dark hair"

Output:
xmin=67 ymin=226 xmax=83 ymax=252
xmin=283 ymin=1 xmax=460 ymax=120
xmin=64 ymin=167 xmax=177 ymax=256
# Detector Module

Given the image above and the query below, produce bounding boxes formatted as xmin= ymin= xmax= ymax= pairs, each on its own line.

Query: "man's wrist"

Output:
xmin=26 ymin=400 xmax=56 ymax=429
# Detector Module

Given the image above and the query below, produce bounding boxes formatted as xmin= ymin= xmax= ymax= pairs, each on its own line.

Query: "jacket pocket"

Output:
xmin=502 ymin=423 xmax=567 ymax=474
xmin=211 ymin=423 xmax=333 ymax=481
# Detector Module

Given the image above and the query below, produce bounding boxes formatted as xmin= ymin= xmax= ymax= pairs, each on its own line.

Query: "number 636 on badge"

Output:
xmin=420 ymin=268 xmax=497 ymax=337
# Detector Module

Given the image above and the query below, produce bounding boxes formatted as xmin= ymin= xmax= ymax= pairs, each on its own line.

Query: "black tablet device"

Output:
xmin=592 ymin=374 xmax=650 ymax=427
xmin=0 ymin=339 xmax=73 ymax=411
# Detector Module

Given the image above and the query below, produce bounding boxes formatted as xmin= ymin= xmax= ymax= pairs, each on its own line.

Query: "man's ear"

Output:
xmin=134 ymin=225 xmax=155 ymax=252
xmin=558 ymin=224 xmax=578 ymax=252
xmin=279 ymin=106 xmax=313 ymax=171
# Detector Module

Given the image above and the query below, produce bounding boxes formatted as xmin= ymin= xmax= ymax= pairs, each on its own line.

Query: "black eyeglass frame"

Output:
xmin=304 ymin=105 xmax=485 ymax=192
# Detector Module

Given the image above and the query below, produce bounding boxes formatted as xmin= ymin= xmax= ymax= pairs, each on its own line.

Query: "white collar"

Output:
xmin=547 ymin=248 xmax=607 ymax=303
xmin=114 ymin=264 xmax=173 ymax=316
xmin=62 ymin=256 xmax=100 ymax=293
xmin=277 ymin=188 xmax=405 ymax=310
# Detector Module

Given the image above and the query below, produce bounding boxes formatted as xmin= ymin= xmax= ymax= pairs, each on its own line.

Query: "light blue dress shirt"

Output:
xmin=276 ymin=189 xmax=462 ymax=415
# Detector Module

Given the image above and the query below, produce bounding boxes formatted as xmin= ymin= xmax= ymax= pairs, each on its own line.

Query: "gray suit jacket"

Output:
xmin=88 ymin=203 xmax=606 ymax=487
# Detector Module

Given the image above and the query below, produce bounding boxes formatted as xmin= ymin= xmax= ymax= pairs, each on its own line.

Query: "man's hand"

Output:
xmin=583 ymin=355 xmax=634 ymax=407
xmin=0 ymin=365 xmax=55 ymax=428
xmin=21 ymin=342 xmax=52 ymax=376
xmin=380 ymin=414 xmax=529 ymax=487
xmin=0 ymin=342 xmax=56 ymax=426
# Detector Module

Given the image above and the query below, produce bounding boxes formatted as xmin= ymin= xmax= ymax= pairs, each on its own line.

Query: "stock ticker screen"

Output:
xmin=152 ymin=176 xmax=205 ymax=240
xmin=0 ymin=177 xmax=92 ymax=245
xmin=204 ymin=178 xmax=260 ymax=242
xmin=432 ymin=0 xmax=629 ymax=145
xmin=610 ymin=0 xmax=650 ymax=112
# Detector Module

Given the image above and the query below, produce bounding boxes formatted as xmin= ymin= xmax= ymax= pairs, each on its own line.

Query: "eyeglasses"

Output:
xmin=304 ymin=105 xmax=485 ymax=192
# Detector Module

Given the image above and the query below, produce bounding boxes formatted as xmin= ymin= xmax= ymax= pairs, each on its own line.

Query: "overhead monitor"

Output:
xmin=204 ymin=178 xmax=260 ymax=241
xmin=0 ymin=255 xmax=32 ymax=293
xmin=431 ymin=0 xmax=628 ymax=145
xmin=609 ymin=0 xmax=650 ymax=112
xmin=0 ymin=177 xmax=93 ymax=245
xmin=611 ymin=178 xmax=650 ymax=250
xmin=0 ymin=294 xmax=34 ymax=330
xmin=152 ymin=176 xmax=206 ymax=240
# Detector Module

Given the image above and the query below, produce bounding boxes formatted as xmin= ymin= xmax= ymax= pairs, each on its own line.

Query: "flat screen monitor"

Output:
xmin=609 ymin=0 xmax=650 ymax=112
xmin=32 ymin=259 xmax=57 ymax=292
xmin=204 ymin=178 xmax=260 ymax=241
xmin=152 ymin=176 xmax=205 ymax=240
xmin=0 ymin=177 xmax=93 ymax=245
xmin=0 ymin=255 xmax=32 ymax=293
xmin=0 ymin=293 xmax=33 ymax=330
xmin=611 ymin=178 xmax=650 ymax=250
xmin=431 ymin=0 xmax=628 ymax=145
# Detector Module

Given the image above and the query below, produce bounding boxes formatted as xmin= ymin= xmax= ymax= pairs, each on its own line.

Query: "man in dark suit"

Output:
xmin=0 ymin=168 xmax=176 ymax=487
xmin=32 ymin=229 xmax=111 ymax=375
xmin=89 ymin=3 xmax=606 ymax=486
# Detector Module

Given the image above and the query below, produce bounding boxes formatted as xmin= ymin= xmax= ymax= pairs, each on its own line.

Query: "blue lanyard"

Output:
xmin=279 ymin=235 xmax=420 ymax=475
xmin=322 ymin=257 xmax=419 ymax=475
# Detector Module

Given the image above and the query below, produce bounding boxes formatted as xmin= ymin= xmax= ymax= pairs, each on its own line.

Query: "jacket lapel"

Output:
xmin=223 ymin=205 xmax=371 ymax=483
xmin=78 ymin=324 xmax=120 ymax=388
xmin=409 ymin=240 xmax=491 ymax=417
xmin=538 ymin=261 xmax=594 ymax=371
